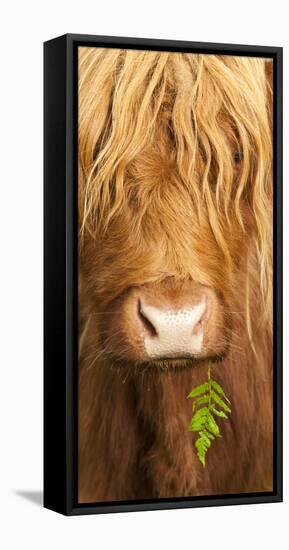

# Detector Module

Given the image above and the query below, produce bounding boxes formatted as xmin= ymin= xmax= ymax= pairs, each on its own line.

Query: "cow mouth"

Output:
xmin=110 ymin=350 xmax=227 ymax=373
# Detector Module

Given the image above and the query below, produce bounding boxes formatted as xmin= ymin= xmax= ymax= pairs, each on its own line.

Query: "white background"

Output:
xmin=0 ymin=1 xmax=287 ymax=548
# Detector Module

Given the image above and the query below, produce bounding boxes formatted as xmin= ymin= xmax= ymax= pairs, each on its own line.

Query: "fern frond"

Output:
xmin=188 ymin=365 xmax=232 ymax=466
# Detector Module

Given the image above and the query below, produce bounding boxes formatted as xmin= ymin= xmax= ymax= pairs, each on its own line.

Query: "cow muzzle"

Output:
xmin=98 ymin=278 xmax=229 ymax=368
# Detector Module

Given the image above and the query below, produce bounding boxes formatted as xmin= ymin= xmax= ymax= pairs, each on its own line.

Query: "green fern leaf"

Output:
xmin=189 ymin=407 xmax=209 ymax=431
xmin=187 ymin=382 xmax=209 ymax=399
xmin=189 ymin=418 xmax=206 ymax=432
xmin=199 ymin=430 xmax=213 ymax=448
xmin=210 ymin=390 xmax=231 ymax=413
xmin=210 ymin=406 xmax=228 ymax=419
xmin=191 ymin=407 xmax=209 ymax=420
xmin=196 ymin=448 xmax=206 ymax=466
xmin=201 ymin=428 xmax=215 ymax=441
xmin=195 ymin=436 xmax=208 ymax=466
xmin=211 ymin=379 xmax=231 ymax=403
xmin=206 ymin=412 xmax=221 ymax=437
xmin=192 ymin=395 xmax=210 ymax=412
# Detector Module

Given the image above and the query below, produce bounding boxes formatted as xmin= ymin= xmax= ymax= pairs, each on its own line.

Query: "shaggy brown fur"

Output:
xmin=78 ymin=48 xmax=273 ymax=503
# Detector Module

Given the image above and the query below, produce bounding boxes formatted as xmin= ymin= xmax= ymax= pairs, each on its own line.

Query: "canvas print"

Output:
xmin=77 ymin=47 xmax=273 ymax=504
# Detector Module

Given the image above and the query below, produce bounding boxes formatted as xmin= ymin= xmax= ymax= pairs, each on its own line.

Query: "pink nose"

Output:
xmin=102 ymin=279 xmax=223 ymax=364
xmin=138 ymin=298 xmax=207 ymax=358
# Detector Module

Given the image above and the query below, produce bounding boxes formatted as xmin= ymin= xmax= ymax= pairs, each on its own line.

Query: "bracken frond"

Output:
xmin=188 ymin=365 xmax=231 ymax=466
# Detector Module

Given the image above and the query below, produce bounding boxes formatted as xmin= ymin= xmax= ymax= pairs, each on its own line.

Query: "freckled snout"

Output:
xmin=138 ymin=299 xmax=207 ymax=358
xmin=102 ymin=278 xmax=227 ymax=366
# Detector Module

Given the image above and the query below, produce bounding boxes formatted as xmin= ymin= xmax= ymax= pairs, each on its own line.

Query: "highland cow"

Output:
xmin=78 ymin=48 xmax=273 ymax=503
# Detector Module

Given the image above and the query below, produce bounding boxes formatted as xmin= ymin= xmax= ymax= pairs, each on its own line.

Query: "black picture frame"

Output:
xmin=44 ymin=34 xmax=283 ymax=516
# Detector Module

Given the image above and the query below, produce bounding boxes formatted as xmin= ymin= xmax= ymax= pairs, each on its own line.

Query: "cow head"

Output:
xmin=78 ymin=49 xmax=272 ymax=370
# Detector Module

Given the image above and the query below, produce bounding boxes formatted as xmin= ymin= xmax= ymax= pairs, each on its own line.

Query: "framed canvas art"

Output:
xmin=44 ymin=34 xmax=283 ymax=515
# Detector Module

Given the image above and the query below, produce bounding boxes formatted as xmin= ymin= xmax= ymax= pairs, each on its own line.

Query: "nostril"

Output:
xmin=138 ymin=299 xmax=158 ymax=337
xmin=192 ymin=298 xmax=207 ymax=333
xmin=194 ymin=312 xmax=205 ymax=332
xmin=193 ymin=318 xmax=204 ymax=335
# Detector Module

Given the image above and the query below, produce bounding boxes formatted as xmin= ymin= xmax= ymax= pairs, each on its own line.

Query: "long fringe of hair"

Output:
xmin=78 ymin=47 xmax=273 ymax=332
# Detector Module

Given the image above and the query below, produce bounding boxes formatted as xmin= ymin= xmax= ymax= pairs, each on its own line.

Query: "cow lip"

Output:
xmin=141 ymin=352 xmax=226 ymax=367
xmin=110 ymin=351 xmax=227 ymax=372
